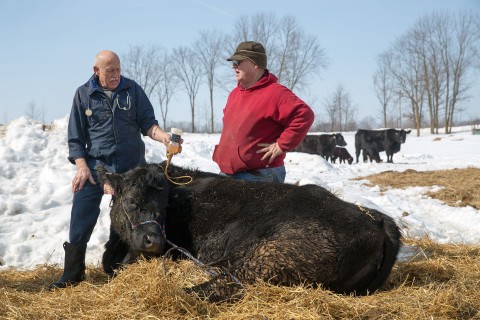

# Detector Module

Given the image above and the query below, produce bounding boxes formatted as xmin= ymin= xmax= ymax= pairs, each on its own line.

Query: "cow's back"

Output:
xmin=355 ymin=129 xmax=387 ymax=162
xmin=296 ymin=134 xmax=346 ymax=160
xmin=165 ymin=177 xmax=400 ymax=294
xmin=294 ymin=135 xmax=321 ymax=154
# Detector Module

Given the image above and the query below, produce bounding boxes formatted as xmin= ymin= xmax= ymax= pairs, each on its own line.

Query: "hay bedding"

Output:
xmin=1 ymin=239 xmax=479 ymax=319
xmin=2 ymin=169 xmax=480 ymax=319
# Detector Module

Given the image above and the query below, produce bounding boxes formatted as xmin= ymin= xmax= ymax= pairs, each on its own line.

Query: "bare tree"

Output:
xmin=172 ymin=46 xmax=203 ymax=133
xmin=380 ymin=10 xmax=480 ymax=135
xmin=155 ymin=51 xmax=179 ymax=130
xmin=232 ymin=12 xmax=278 ymax=53
xmin=274 ymin=16 xmax=327 ymax=91
xmin=393 ymin=90 xmax=405 ymax=128
xmin=338 ymin=86 xmax=357 ymax=131
xmin=388 ymin=30 xmax=427 ymax=135
xmin=323 ymin=84 xmax=357 ymax=132
xmin=411 ymin=12 xmax=450 ymax=134
xmin=323 ymin=94 xmax=338 ymax=132
xmin=25 ymin=101 xmax=39 ymax=121
xmin=231 ymin=13 xmax=328 ymax=92
xmin=195 ymin=29 xmax=227 ymax=133
xmin=358 ymin=116 xmax=376 ymax=130
xmin=373 ymin=51 xmax=395 ymax=127
xmin=25 ymin=101 xmax=45 ymax=123
xmin=443 ymin=11 xmax=480 ymax=133
xmin=122 ymin=45 xmax=163 ymax=99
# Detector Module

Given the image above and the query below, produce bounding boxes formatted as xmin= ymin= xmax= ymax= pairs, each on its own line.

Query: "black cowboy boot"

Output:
xmin=48 ymin=242 xmax=86 ymax=290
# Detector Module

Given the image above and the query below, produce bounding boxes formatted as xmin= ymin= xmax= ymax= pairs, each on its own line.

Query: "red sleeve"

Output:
xmin=275 ymin=90 xmax=315 ymax=152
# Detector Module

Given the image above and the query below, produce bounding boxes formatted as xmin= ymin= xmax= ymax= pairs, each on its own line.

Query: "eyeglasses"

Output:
xmin=232 ymin=60 xmax=243 ymax=68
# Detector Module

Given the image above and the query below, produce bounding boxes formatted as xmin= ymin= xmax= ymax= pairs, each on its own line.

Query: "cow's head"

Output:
xmin=96 ymin=164 xmax=170 ymax=259
xmin=335 ymin=133 xmax=347 ymax=147
xmin=396 ymin=129 xmax=411 ymax=143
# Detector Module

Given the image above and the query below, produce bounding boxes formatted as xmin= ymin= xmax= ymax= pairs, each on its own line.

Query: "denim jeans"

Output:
xmin=68 ymin=158 xmax=115 ymax=247
xmin=69 ymin=179 xmax=104 ymax=246
xmin=226 ymin=165 xmax=286 ymax=183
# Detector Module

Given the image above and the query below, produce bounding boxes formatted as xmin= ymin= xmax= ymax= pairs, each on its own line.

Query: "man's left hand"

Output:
xmin=257 ymin=142 xmax=284 ymax=164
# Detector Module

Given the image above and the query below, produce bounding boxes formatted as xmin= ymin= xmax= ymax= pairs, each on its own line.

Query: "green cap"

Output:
xmin=227 ymin=41 xmax=267 ymax=69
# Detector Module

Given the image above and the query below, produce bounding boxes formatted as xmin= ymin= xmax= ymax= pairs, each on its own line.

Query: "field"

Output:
xmin=1 ymin=168 xmax=479 ymax=320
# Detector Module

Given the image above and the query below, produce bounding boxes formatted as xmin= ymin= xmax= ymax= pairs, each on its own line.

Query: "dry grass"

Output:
xmin=355 ymin=167 xmax=480 ymax=209
xmin=1 ymin=238 xmax=479 ymax=319
xmin=2 ymin=167 xmax=480 ymax=319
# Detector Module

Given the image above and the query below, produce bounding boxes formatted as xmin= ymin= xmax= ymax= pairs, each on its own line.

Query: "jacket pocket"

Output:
xmin=212 ymin=144 xmax=248 ymax=174
xmin=86 ymin=99 xmax=113 ymax=127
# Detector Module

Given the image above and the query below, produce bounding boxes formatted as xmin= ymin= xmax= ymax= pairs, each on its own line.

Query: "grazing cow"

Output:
xmin=331 ymin=147 xmax=353 ymax=164
xmin=295 ymin=133 xmax=347 ymax=161
xmin=97 ymin=163 xmax=401 ymax=302
xmin=355 ymin=129 xmax=411 ymax=163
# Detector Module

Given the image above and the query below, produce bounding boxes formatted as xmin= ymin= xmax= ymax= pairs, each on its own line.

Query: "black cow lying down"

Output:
xmin=96 ymin=163 xmax=401 ymax=302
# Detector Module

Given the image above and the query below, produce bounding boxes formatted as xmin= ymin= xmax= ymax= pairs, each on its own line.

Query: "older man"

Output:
xmin=213 ymin=41 xmax=314 ymax=183
xmin=49 ymin=50 xmax=171 ymax=289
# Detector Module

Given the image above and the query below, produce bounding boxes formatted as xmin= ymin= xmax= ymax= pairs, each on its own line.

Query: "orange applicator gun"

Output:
xmin=164 ymin=128 xmax=192 ymax=185
xmin=166 ymin=128 xmax=182 ymax=157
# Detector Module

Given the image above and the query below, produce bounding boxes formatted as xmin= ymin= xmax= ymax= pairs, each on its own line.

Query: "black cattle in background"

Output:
xmin=361 ymin=148 xmax=383 ymax=163
xmin=97 ymin=163 xmax=401 ymax=302
xmin=355 ymin=129 xmax=411 ymax=163
xmin=331 ymin=146 xmax=354 ymax=164
xmin=295 ymin=133 xmax=347 ymax=161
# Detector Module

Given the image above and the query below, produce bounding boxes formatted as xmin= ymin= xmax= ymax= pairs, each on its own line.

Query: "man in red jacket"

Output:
xmin=212 ymin=41 xmax=314 ymax=183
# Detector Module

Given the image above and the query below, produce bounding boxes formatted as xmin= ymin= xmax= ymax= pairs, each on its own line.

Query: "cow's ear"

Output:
xmin=406 ymin=130 xmax=411 ymax=134
xmin=96 ymin=165 xmax=124 ymax=193
xmin=145 ymin=165 xmax=169 ymax=190
xmin=103 ymin=173 xmax=124 ymax=193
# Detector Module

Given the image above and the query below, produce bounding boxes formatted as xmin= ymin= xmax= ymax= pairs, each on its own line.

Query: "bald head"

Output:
xmin=94 ymin=50 xmax=120 ymax=67
xmin=93 ymin=50 xmax=121 ymax=90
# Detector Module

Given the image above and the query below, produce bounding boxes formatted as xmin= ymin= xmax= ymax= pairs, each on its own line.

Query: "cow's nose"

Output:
xmin=143 ymin=234 xmax=162 ymax=253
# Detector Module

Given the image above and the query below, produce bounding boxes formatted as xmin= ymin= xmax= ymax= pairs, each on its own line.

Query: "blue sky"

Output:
xmin=0 ymin=0 xmax=479 ymax=126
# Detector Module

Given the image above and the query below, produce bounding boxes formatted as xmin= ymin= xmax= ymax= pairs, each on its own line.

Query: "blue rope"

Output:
xmin=119 ymin=196 xmax=244 ymax=287
xmin=160 ymin=226 xmax=244 ymax=288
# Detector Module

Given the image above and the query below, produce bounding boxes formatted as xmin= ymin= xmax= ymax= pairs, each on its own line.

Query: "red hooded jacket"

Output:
xmin=212 ymin=71 xmax=314 ymax=174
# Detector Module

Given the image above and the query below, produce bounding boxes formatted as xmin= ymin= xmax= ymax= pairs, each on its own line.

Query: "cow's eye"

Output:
xmin=125 ymin=203 xmax=137 ymax=211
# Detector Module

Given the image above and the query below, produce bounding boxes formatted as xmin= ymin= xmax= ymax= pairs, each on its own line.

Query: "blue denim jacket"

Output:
xmin=67 ymin=75 xmax=158 ymax=173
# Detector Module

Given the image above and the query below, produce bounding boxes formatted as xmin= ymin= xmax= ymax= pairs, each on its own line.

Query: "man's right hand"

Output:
xmin=72 ymin=158 xmax=96 ymax=193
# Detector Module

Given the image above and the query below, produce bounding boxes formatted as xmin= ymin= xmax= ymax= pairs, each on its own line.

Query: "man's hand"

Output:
xmin=148 ymin=125 xmax=184 ymax=153
xmin=157 ymin=130 xmax=172 ymax=147
xmin=257 ymin=142 xmax=284 ymax=164
xmin=148 ymin=125 xmax=172 ymax=147
xmin=72 ymin=158 xmax=96 ymax=193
